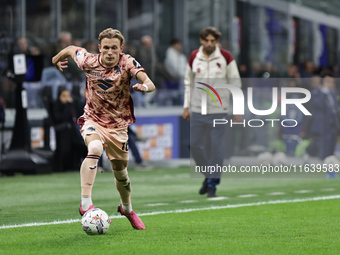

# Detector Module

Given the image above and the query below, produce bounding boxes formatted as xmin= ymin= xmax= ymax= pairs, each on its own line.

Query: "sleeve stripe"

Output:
xmin=188 ymin=50 xmax=199 ymax=69
xmin=220 ymin=49 xmax=234 ymax=65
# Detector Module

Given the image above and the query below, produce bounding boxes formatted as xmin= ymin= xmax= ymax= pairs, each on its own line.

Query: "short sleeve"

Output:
xmin=126 ymin=56 xmax=145 ymax=79
xmin=74 ymin=48 xmax=89 ymax=70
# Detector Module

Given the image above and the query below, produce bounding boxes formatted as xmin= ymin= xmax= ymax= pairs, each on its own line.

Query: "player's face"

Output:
xmin=98 ymin=38 xmax=123 ymax=68
xmin=200 ymin=34 xmax=218 ymax=56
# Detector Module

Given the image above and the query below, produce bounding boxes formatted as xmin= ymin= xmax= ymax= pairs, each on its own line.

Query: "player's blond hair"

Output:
xmin=98 ymin=28 xmax=125 ymax=46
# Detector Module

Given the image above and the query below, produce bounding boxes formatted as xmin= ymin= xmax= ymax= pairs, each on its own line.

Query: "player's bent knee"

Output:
xmin=87 ymin=140 xmax=103 ymax=156
xmin=110 ymin=159 xmax=128 ymax=171
xmin=113 ymin=168 xmax=129 ymax=180
xmin=113 ymin=168 xmax=130 ymax=191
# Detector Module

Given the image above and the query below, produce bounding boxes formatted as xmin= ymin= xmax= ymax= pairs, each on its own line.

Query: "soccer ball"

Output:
xmin=81 ymin=208 xmax=111 ymax=235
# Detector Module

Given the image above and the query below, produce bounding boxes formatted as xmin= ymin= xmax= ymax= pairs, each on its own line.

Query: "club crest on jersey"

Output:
xmin=97 ymin=79 xmax=113 ymax=91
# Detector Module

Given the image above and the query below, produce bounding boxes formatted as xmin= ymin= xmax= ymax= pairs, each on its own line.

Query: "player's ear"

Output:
xmin=98 ymin=44 xmax=101 ymax=53
xmin=120 ymin=44 xmax=124 ymax=52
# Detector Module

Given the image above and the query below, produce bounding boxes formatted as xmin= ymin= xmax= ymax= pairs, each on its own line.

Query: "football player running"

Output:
xmin=52 ymin=28 xmax=155 ymax=230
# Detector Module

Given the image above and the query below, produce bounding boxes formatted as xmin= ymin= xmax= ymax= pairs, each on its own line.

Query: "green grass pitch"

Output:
xmin=0 ymin=167 xmax=339 ymax=254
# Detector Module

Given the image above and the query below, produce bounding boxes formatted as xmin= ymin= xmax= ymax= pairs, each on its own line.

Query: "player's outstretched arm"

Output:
xmin=133 ymin=72 xmax=156 ymax=93
xmin=52 ymin=45 xmax=80 ymax=72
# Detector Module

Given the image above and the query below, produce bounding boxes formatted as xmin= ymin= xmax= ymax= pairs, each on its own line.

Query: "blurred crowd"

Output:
xmin=1 ymin=32 xmax=339 ymax=109
xmin=0 ymin=32 xmax=189 ymax=109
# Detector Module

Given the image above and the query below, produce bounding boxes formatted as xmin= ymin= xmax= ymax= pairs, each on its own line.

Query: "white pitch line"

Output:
xmin=146 ymin=203 xmax=169 ymax=207
xmin=207 ymin=196 xmax=228 ymax=201
xmin=238 ymin=194 xmax=258 ymax=198
xmin=179 ymin=200 xmax=198 ymax=203
xmin=1 ymin=195 xmax=340 ymax=230
xmin=321 ymin=188 xmax=335 ymax=191
xmin=267 ymin=192 xmax=286 ymax=196
xmin=294 ymin=190 xmax=312 ymax=194
xmin=0 ymin=219 xmax=82 ymax=229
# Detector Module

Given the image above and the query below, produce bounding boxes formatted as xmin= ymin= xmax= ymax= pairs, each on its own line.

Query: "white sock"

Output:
xmin=122 ymin=204 xmax=132 ymax=213
xmin=81 ymin=197 xmax=93 ymax=210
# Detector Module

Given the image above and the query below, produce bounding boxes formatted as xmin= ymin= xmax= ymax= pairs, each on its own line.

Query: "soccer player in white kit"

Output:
xmin=52 ymin=28 xmax=155 ymax=230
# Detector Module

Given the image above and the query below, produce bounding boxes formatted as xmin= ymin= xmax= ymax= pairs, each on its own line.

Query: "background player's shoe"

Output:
xmin=117 ymin=204 xmax=145 ymax=230
xmin=207 ymin=188 xmax=217 ymax=197
xmin=199 ymin=178 xmax=208 ymax=195
xmin=79 ymin=203 xmax=95 ymax=216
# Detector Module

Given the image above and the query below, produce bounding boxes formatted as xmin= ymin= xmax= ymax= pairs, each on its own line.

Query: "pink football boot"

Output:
xmin=79 ymin=202 xmax=95 ymax=216
xmin=117 ymin=204 xmax=145 ymax=230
